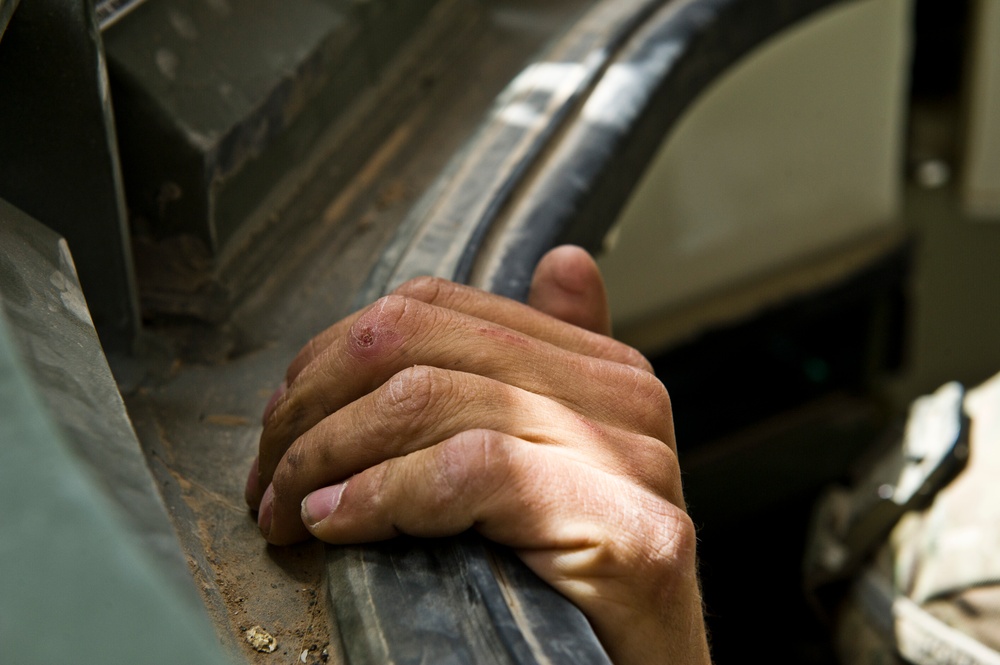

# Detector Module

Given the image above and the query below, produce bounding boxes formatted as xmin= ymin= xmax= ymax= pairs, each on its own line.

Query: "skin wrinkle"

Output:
xmin=561 ymin=354 xmax=674 ymax=446
xmin=434 ymin=431 xmax=507 ymax=514
xmin=384 ymin=366 xmax=436 ymax=420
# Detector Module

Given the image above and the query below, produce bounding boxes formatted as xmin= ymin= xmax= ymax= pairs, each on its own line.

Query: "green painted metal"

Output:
xmin=0 ymin=201 xmax=227 ymax=664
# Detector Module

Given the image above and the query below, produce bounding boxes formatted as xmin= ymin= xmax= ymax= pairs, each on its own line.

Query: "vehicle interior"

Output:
xmin=2 ymin=0 xmax=999 ymax=663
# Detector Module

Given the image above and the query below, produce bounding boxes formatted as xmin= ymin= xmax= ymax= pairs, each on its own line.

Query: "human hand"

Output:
xmin=245 ymin=246 xmax=710 ymax=664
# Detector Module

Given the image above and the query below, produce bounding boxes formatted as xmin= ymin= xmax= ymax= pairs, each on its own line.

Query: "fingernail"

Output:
xmin=258 ymin=484 xmax=274 ymax=536
xmin=244 ymin=456 xmax=260 ymax=505
xmin=302 ymin=483 xmax=346 ymax=528
xmin=262 ymin=381 xmax=287 ymax=425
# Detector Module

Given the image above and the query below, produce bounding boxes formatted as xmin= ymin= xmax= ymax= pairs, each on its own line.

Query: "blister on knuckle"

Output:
xmin=352 ymin=294 xmax=408 ymax=337
xmin=346 ymin=294 xmax=419 ymax=360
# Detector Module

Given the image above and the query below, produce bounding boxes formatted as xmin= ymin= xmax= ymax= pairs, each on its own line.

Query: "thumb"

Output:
xmin=528 ymin=245 xmax=611 ymax=336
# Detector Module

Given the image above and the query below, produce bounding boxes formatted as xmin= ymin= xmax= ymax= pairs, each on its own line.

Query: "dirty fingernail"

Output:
xmin=244 ymin=456 xmax=260 ymax=506
xmin=258 ymin=484 xmax=274 ymax=537
xmin=303 ymin=483 xmax=346 ymax=528
xmin=262 ymin=381 xmax=287 ymax=425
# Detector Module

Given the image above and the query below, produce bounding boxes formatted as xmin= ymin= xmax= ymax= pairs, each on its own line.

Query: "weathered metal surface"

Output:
xmin=104 ymin=0 xmax=446 ymax=321
xmin=0 ymin=0 xmax=139 ymax=351
xmin=805 ymin=382 xmax=968 ymax=592
xmin=0 ymin=200 xmax=224 ymax=665
xmin=105 ymin=0 xmax=356 ymax=253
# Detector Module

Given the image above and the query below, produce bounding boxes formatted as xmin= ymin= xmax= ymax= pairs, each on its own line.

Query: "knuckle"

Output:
xmin=393 ymin=275 xmax=450 ymax=304
xmin=381 ymin=365 xmax=450 ymax=420
xmin=362 ymin=294 xmax=411 ymax=329
xmin=282 ymin=443 xmax=306 ymax=474
xmin=615 ymin=368 xmax=674 ymax=445
xmin=347 ymin=295 xmax=416 ymax=359
xmin=632 ymin=369 xmax=672 ymax=417
xmin=578 ymin=332 xmax=654 ymax=373
xmin=629 ymin=434 xmax=682 ymax=495
xmin=259 ymin=400 xmax=308 ymax=470
xmin=432 ymin=430 xmax=511 ymax=505
xmin=618 ymin=344 xmax=655 ymax=374
xmin=648 ymin=508 xmax=698 ymax=571
xmin=621 ymin=492 xmax=697 ymax=582
xmin=366 ymin=462 xmax=393 ymax=512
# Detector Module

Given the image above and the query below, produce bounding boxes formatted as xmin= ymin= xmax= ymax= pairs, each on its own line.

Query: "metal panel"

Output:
xmin=0 ymin=0 xmax=139 ymax=351
xmin=104 ymin=0 xmax=357 ymax=253
xmin=0 ymin=200 xmax=225 ymax=665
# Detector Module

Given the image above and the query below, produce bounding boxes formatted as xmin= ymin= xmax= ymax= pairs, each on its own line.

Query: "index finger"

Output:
xmin=281 ymin=277 xmax=652 ymax=386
